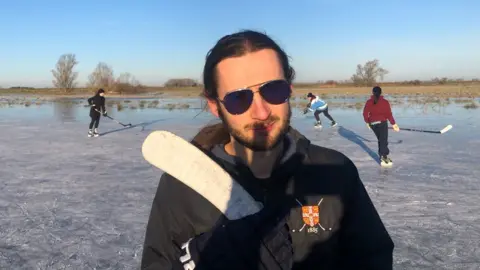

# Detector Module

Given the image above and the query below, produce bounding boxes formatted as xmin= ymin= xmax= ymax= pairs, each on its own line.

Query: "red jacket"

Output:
xmin=363 ymin=95 xmax=396 ymax=125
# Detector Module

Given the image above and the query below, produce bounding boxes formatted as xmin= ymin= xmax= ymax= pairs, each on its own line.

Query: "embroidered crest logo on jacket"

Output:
xmin=296 ymin=198 xmax=328 ymax=234
xmin=302 ymin=205 xmax=319 ymax=227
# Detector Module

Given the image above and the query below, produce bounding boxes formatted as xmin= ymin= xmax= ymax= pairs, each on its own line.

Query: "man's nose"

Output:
xmin=249 ymin=93 xmax=271 ymax=120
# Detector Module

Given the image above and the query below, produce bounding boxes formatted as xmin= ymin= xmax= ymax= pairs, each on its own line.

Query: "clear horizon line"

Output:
xmin=2 ymin=78 xmax=480 ymax=89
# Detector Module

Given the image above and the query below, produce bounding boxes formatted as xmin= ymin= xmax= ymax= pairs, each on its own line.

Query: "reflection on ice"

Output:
xmin=0 ymin=96 xmax=479 ymax=269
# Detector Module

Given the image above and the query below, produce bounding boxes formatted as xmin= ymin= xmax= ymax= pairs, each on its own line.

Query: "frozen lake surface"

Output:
xmin=0 ymin=98 xmax=479 ymax=269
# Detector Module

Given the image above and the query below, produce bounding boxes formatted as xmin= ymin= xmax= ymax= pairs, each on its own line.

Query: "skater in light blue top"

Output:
xmin=303 ymin=93 xmax=337 ymax=128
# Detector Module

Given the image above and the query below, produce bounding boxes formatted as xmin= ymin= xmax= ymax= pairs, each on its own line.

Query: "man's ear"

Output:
xmin=206 ymin=98 xmax=220 ymax=118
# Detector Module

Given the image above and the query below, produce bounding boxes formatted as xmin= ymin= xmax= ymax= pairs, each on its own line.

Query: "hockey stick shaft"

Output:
xmin=105 ymin=115 xmax=131 ymax=127
xmin=389 ymin=127 xmax=440 ymax=133
xmin=93 ymin=108 xmax=132 ymax=127
xmin=389 ymin=124 xmax=452 ymax=134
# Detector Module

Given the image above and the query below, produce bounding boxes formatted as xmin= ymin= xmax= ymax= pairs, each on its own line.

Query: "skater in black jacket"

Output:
xmin=87 ymin=89 xmax=107 ymax=137
xmin=141 ymin=30 xmax=394 ymax=270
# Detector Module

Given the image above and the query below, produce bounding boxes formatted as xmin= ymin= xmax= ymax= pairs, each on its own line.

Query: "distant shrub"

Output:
xmin=164 ymin=78 xmax=200 ymax=87
xmin=325 ymin=80 xmax=337 ymax=85
xmin=464 ymin=102 xmax=478 ymax=109
xmin=9 ymin=86 xmax=35 ymax=90
xmin=431 ymin=77 xmax=449 ymax=85
xmin=163 ymin=103 xmax=176 ymax=110
xmin=402 ymin=80 xmax=422 ymax=85
xmin=148 ymin=100 xmax=160 ymax=108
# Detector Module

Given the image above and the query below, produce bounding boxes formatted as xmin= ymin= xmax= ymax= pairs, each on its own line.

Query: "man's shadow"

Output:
xmin=99 ymin=118 xmax=172 ymax=136
xmin=336 ymin=126 xmax=402 ymax=165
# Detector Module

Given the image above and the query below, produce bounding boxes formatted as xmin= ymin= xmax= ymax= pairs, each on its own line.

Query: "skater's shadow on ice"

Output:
xmin=100 ymin=118 xmax=172 ymax=136
xmin=337 ymin=126 xmax=381 ymax=164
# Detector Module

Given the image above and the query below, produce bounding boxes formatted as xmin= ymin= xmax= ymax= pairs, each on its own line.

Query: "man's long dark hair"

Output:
xmin=202 ymin=29 xmax=295 ymax=100
xmin=192 ymin=30 xmax=296 ymax=148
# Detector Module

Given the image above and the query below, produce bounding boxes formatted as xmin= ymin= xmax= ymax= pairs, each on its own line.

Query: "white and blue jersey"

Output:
xmin=309 ymin=97 xmax=328 ymax=112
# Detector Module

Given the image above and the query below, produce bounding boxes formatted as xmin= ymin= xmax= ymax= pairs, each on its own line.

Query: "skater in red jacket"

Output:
xmin=363 ymin=86 xmax=400 ymax=166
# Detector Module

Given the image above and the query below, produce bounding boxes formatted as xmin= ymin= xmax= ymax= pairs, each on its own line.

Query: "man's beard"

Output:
xmin=218 ymin=105 xmax=291 ymax=152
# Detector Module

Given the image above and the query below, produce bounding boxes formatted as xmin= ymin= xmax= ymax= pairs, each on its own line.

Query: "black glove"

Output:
xmin=177 ymin=213 xmax=264 ymax=270
xmin=102 ymin=111 xmax=107 ymax=116
xmin=303 ymin=108 xmax=309 ymax=114
xmin=177 ymin=203 xmax=293 ymax=270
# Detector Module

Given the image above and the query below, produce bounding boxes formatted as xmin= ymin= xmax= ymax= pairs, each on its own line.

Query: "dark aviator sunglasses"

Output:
xmin=218 ymin=79 xmax=292 ymax=115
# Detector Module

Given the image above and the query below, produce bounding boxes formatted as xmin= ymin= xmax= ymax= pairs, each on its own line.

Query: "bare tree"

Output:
xmin=114 ymin=72 xmax=144 ymax=94
xmin=431 ymin=77 xmax=449 ymax=85
xmin=51 ymin=53 xmax=79 ymax=92
xmin=87 ymin=62 xmax=115 ymax=91
xmin=351 ymin=59 xmax=388 ymax=86
xmin=117 ymin=72 xmax=140 ymax=85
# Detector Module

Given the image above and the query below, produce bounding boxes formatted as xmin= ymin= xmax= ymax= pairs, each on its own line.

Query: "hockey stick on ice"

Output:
xmin=142 ymin=130 xmax=263 ymax=220
xmin=93 ymin=108 xmax=132 ymax=127
xmin=389 ymin=124 xmax=453 ymax=134
xmin=104 ymin=114 xmax=132 ymax=127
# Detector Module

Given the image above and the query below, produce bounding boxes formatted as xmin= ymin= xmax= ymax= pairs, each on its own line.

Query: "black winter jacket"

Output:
xmin=87 ymin=94 xmax=106 ymax=117
xmin=141 ymin=126 xmax=394 ymax=269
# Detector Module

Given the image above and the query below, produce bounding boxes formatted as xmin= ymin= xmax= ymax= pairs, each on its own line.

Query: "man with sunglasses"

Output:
xmin=142 ymin=30 xmax=394 ymax=269
xmin=303 ymin=92 xmax=337 ymax=128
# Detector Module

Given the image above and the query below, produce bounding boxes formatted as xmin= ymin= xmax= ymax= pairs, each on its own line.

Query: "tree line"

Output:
xmin=49 ymin=53 xmax=478 ymax=93
xmin=51 ymin=53 xmax=144 ymax=93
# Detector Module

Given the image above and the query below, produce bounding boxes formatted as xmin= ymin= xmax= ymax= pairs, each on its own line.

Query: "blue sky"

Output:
xmin=0 ymin=0 xmax=479 ymax=87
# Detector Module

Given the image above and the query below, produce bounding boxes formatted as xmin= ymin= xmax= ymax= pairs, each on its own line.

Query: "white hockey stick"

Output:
xmin=142 ymin=130 xmax=263 ymax=220
xmin=389 ymin=124 xmax=453 ymax=134
xmin=439 ymin=124 xmax=453 ymax=134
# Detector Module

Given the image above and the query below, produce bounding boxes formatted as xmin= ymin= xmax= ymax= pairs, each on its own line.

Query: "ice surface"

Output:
xmin=0 ymin=98 xmax=479 ymax=269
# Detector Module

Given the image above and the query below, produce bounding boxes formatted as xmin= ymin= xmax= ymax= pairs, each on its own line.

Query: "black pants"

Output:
xmin=371 ymin=121 xmax=389 ymax=157
xmin=314 ymin=107 xmax=335 ymax=122
xmin=89 ymin=113 xmax=100 ymax=129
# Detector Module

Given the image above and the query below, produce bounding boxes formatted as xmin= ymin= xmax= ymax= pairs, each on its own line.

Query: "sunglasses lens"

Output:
xmin=223 ymin=89 xmax=254 ymax=115
xmin=260 ymin=80 xmax=291 ymax=105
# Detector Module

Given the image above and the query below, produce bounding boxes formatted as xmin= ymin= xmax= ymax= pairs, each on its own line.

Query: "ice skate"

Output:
xmin=87 ymin=129 xmax=93 ymax=137
xmin=331 ymin=121 xmax=338 ymax=127
xmin=380 ymin=156 xmax=393 ymax=167
xmin=314 ymin=121 xmax=322 ymax=129
xmin=93 ymin=128 xmax=99 ymax=137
